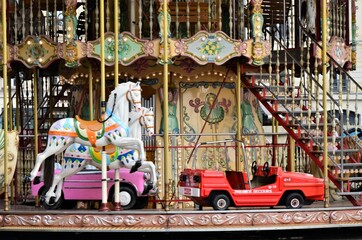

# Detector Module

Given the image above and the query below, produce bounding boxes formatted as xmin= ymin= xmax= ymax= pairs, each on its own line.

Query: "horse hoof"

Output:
xmin=130 ymin=160 xmax=142 ymax=173
xmin=49 ymin=196 xmax=56 ymax=204
xmin=142 ymin=182 xmax=153 ymax=195
xmin=23 ymin=175 xmax=31 ymax=183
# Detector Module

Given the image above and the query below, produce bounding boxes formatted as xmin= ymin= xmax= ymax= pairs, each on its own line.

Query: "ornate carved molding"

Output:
xmin=1 ymin=208 xmax=362 ymax=231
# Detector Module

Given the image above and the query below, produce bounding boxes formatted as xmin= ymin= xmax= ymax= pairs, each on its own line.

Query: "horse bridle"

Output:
xmin=127 ymin=82 xmax=142 ymax=106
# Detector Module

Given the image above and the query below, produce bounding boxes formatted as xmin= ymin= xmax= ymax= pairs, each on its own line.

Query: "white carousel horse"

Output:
xmin=28 ymin=81 xmax=144 ymax=182
xmin=44 ymin=107 xmax=157 ymax=204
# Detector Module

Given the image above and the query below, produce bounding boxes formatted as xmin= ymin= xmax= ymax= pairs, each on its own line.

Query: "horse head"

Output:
xmin=140 ymin=107 xmax=155 ymax=136
xmin=129 ymin=107 xmax=155 ymax=137
xmin=127 ymin=81 xmax=142 ymax=112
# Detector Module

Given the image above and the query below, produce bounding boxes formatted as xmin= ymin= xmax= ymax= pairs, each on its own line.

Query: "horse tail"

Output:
xmin=43 ymin=155 xmax=55 ymax=189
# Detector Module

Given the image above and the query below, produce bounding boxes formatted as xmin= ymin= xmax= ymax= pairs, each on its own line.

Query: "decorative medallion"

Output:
xmin=175 ymin=31 xmax=243 ymax=65
xmin=88 ymin=32 xmax=150 ymax=66
xmin=315 ymin=36 xmax=351 ymax=68
xmin=15 ymin=36 xmax=58 ymax=68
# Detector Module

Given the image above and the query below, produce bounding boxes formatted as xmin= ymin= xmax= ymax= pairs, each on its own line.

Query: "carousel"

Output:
xmin=1 ymin=0 xmax=362 ymax=232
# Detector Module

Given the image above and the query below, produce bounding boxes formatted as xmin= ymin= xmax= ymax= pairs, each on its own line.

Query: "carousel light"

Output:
xmin=27 ymin=58 xmax=32 ymax=63
xmin=39 ymin=40 xmax=43 ymax=45
xmin=39 ymin=58 xmax=43 ymax=63
xmin=152 ymin=73 xmax=156 ymax=76
xmin=111 ymin=72 xmax=114 ymax=76
xmin=201 ymin=72 xmax=205 ymax=76
xmin=173 ymin=73 xmax=177 ymax=76
xmin=123 ymin=57 xmax=127 ymax=61
xmin=123 ymin=37 xmax=128 ymax=42
xmin=27 ymin=40 xmax=32 ymax=45
xmin=146 ymin=76 xmax=150 ymax=79
xmin=201 ymin=37 xmax=206 ymax=41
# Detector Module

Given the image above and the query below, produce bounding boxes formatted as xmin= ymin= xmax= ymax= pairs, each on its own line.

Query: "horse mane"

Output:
xmin=106 ymin=81 xmax=134 ymax=110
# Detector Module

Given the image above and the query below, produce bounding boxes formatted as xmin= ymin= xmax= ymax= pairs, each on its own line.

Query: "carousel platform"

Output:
xmin=0 ymin=199 xmax=361 ymax=233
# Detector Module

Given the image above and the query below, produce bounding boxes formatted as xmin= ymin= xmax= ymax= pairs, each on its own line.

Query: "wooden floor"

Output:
xmin=0 ymin=199 xmax=362 ymax=232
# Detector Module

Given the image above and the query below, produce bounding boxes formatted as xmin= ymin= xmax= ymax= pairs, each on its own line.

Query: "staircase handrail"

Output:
xmin=263 ymin=27 xmax=344 ymax=119
xmin=295 ymin=19 xmax=362 ymax=154
xmin=296 ymin=18 xmax=362 ymax=92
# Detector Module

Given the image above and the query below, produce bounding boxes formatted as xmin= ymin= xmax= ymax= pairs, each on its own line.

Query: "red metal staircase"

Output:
xmin=241 ymin=73 xmax=361 ymax=206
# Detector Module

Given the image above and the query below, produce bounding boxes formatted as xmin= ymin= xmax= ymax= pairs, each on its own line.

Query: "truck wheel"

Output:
xmin=211 ymin=194 xmax=230 ymax=210
xmin=113 ymin=186 xmax=137 ymax=210
xmin=285 ymin=193 xmax=304 ymax=209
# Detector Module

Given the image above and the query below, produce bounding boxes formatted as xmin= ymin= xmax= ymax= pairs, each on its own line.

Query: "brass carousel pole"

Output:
xmin=2 ymin=0 xmax=9 ymax=211
xmin=113 ymin=0 xmax=121 ymax=211
xmin=162 ymin=0 xmax=170 ymax=210
xmin=236 ymin=62 xmax=242 ymax=171
xmin=322 ymin=0 xmax=329 ymax=208
xmin=33 ymin=68 xmax=39 ymax=174
xmin=89 ymin=64 xmax=93 ymax=120
xmin=99 ymin=0 xmax=109 ymax=211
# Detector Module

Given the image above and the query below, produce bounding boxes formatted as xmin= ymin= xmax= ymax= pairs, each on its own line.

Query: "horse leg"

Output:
xmin=137 ymin=161 xmax=158 ymax=194
xmin=29 ymin=140 xmax=74 ymax=181
xmin=45 ymin=160 xmax=88 ymax=204
xmin=112 ymin=138 xmax=146 ymax=161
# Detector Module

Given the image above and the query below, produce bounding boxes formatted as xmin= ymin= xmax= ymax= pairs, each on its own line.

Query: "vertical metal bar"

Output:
xmin=163 ymin=0 xmax=170 ymax=210
xmin=14 ymin=0 xmax=18 ymax=44
xmin=113 ymin=0 xmax=121 ymax=211
xmin=150 ymin=0 xmax=153 ymax=40
xmin=33 ymin=69 xmax=38 ymax=165
xmin=236 ymin=62 xmax=241 ymax=171
xmin=322 ymin=0 xmax=329 ymax=208
xmin=2 ymin=0 xmax=9 ymax=211
xmin=106 ymin=0 xmax=110 ymax=32
xmin=138 ymin=0 xmax=142 ymax=38
xmin=99 ymin=0 xmax=109 ymax=212
xmin=89 ymin=64 xmax=93 ymax=121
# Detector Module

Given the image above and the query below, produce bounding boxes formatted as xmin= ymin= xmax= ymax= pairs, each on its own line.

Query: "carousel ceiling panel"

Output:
xmin=14 ymin=36 xmax=59 ymax=68
xmin=88 ymin=32 xmax=152 ymax=66
xmin=175 ymin=31 xmax=243 ymax=65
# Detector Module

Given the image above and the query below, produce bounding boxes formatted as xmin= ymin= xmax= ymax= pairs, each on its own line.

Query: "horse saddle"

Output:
xmin=75 ymin=115 xmax=105 ymax=146
xmin=76 ymin=115 xmax=104 ymax=132
xmin=92 ymin=145 xmax=117 ymax=155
